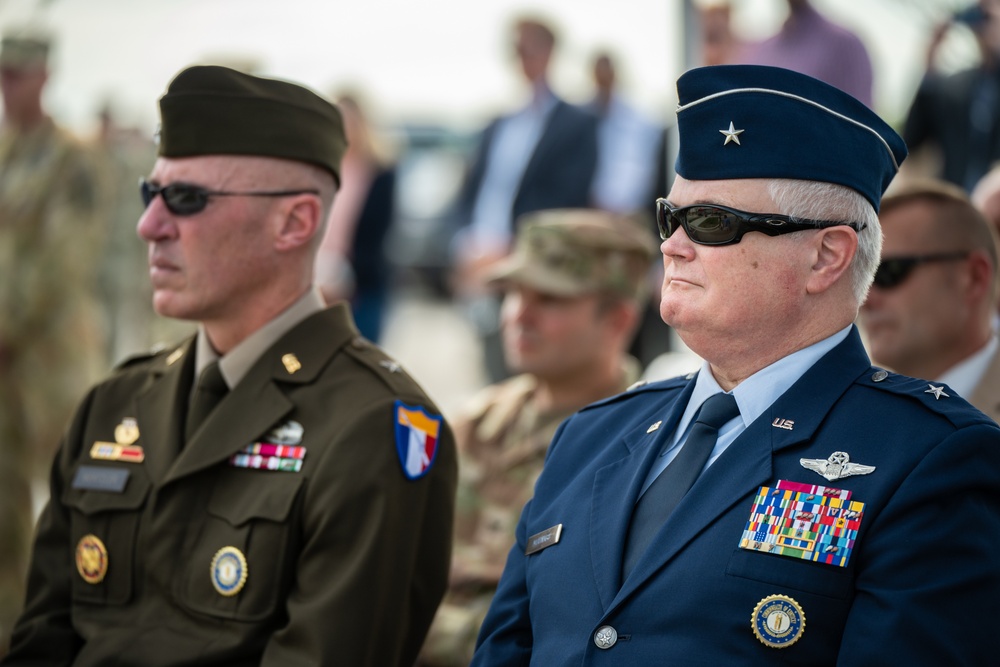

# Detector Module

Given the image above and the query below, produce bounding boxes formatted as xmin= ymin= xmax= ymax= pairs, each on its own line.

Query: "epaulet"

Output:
xmin=581 ymin=373 xmax=692 ymax=412
xmin=857 ymin=367 xmax=992 ymax=428
xmin=112 ymin=343 xmax=174 ymax=372
xmin=342 ymin=336 xmax=425 ymax=396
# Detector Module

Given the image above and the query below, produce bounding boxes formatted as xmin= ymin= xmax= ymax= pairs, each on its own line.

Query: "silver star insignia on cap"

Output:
xmin=925 ymin=384 xmax=949 ymax=400
xmin=720 ymin=121 xmax=744 ymax=146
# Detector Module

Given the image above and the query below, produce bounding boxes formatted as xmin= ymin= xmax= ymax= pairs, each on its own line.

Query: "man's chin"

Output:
xmin=151 ymin=294 xmax=192 ymax=321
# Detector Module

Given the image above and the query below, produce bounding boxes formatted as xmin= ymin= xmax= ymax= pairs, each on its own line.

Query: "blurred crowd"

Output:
xmin=4 ymin=0 xmax=1000 ymax=659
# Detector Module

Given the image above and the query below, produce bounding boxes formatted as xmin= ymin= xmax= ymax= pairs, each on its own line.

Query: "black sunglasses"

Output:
xmin=871 ymin=252 xmax=969 ymax=289
xmin=139 ymin=178 xmax=319 ymax=217
xmin=655 ymin=199 xmax=867 ymax=246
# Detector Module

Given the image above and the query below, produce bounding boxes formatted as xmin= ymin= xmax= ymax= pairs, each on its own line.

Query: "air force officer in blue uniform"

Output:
xmin=471 ymin=65 xmax=1000 ymax=665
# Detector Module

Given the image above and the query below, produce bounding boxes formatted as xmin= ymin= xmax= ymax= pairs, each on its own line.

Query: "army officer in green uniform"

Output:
xmin=3 ymin=65 xmax=457 ymax=667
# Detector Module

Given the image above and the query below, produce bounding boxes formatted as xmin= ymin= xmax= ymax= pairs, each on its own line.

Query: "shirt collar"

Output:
xmin=937 ymin=334 xmax=999 ymax=398
xmin=194 ymin=288 xmax=326 ymax=389
xmin=681 ymin=324 xmax=853 ymax=433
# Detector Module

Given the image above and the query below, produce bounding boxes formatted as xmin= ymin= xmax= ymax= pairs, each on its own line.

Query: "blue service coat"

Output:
xmin=472 ymin=327 xmax=1000 ymax=666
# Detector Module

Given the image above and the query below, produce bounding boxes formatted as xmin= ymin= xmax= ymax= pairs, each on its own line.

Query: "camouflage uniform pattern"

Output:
xmin=486 ymin=207 xmax=656 ymax=300
xmin=0 ymin=118 xmax=108 ymax=654
xmin=419 ymin=361 xmax=639 ymax=666
xmin=92 ymin=126 xmax=193 ymax=364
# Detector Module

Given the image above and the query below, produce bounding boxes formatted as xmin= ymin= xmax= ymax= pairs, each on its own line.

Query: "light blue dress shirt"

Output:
xmin=639 ymin=325 xmax=853 ymax=496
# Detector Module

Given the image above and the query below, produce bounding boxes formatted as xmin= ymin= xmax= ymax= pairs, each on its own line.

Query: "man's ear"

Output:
xmin=805 ymin=227 xmax=857 ymax=295
xmin=964 ymin=249 xmax=994 ymax=303
xmin=275 ymin=195 xmax=322 ymax=252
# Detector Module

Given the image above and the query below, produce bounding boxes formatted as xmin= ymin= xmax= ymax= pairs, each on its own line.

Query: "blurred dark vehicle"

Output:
xmin=385 ymin=123 xmax=477 ymax=296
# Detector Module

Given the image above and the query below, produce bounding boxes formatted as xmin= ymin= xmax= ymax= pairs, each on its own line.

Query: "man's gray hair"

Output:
xmin=768 ymin=179 xmax=881 ymax=306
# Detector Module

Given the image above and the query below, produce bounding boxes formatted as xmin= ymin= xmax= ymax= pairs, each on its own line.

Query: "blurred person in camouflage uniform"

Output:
xmin=92 ymin=102 xmax=193 ymax=364
xmin=0 ymin=31 xmax=108 ymax=655
xmin=418 ymin=209 xmax=654 ymax=666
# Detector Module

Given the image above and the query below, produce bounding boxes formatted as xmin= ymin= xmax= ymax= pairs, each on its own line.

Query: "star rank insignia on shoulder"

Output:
xmin=925 ymin=384 xmax=950 ymax=400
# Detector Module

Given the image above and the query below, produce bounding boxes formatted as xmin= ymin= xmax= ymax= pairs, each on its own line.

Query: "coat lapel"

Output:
xmin=607 ymin=328 xmax=873 ymax=613
xmin=163 ymin=305 xmax=358 ymax=485
xmin=520 ymin=101 xmax=567 ymax=184
xmin=135 ymin=339 xmax=195 ymax=485
xmin=589 ymin=381 xmax=695 ymax=609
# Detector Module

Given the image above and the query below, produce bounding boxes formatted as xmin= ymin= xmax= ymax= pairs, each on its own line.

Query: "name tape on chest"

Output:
xmin=72 ymin=465 xmax=131 ymax=493
xmin=525 ymin=524 xmax=563 ymax=555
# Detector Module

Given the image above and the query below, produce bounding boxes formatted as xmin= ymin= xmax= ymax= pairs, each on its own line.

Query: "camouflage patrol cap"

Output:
xmin=0 ymin=32 xmax=50 ymax=69
xmin=157 ymin=65 xmax=347 ymax=184
xmin=487 ymin=209 xmax=655 ymax=300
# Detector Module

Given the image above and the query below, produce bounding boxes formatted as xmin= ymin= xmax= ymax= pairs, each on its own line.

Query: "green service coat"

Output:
xmin=7 ymin=305 xmax=457 ymax=666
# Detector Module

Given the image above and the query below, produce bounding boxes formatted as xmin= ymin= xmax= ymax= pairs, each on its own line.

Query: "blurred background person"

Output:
xmin=0 ymin=29 xmax=108 ymax=655
xmin=586 ymin=50 xmax=663 ymax=216
xmin=698 ymin=2 xmax=744 ymax=66
xmin=92 ymin=100 xmax=194 ymax=364
xmin=971 ymin=162 xmax=1000 ymax=317
xmin=450 ymin=15 xmax=599 ymax=382
xmin=860 ymin=179 xmax=1000 ymax=422
xmin=903 ymin=0 xmax=1000 ymax=191
xmin=586 ymin=50 xmax=672 ymax=371
xmin=315 ymin=92 xmax=396 ymax=342
xmin=418 ymin=209 xmax=653 ymax=667
xmin=738 ymin=0 xmax=874 ymax=106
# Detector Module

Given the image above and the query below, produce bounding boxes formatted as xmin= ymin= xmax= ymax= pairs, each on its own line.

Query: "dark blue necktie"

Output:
xmin=622 ymin=392 xmax=740 ymax=580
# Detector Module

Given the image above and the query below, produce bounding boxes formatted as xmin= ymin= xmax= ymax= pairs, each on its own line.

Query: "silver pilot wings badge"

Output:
xmin=800 ymin=451 xmax=875 ymax=482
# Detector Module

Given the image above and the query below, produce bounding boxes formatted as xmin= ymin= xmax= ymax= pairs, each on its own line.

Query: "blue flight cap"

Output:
xmin=674 ymin=65 xmax=907 ymax=212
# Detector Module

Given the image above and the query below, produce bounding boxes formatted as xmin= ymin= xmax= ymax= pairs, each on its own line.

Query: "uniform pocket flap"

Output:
xmin=207 ymin=471 xmax=304 ymax=526
xmin=62 ymin=464 xmax=151 ymax=515
xmin=726 ymin=547 xmax=852 ymax=600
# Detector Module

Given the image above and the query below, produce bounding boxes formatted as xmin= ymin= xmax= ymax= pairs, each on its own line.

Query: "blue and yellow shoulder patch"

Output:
xmin=394 ymin=400 xmax=443 ymax=480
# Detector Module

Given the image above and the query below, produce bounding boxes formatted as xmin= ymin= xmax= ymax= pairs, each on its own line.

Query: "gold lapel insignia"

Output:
xmin=282 ymin=353 xmax=302 ymax=374
xmin=166 ymin=348 xmax=184 ymax=365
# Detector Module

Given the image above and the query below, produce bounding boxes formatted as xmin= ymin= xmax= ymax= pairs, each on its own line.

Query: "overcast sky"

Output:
xmin=0 ymin=0 xmax=980 ymax=135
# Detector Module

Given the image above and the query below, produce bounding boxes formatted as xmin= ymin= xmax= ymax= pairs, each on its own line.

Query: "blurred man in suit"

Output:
xmin=860 ymin=179 xmax=1000 ymax=422
xmin=452 ymin=16 xmax=600 ymax=382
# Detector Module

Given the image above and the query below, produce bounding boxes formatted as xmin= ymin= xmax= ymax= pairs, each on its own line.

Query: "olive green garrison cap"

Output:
xmin=157 ymin=65 xmax=347 ymax=184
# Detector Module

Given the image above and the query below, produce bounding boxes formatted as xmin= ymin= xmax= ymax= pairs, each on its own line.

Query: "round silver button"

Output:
xmin=594 ymin=625 xmax=618 ymax=649
xmin=872 ymin=370 xmax=889 ymax=382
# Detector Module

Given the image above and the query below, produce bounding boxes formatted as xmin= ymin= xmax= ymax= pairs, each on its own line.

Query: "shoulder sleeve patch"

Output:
xmin=394 ymin=400 xmax=443 ymax=480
